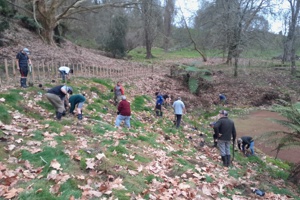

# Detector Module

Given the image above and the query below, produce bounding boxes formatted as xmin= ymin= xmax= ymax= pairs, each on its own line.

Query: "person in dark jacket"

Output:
xmin=238 ymin=136 xmax=255 ymax=156
xmin=16 ymin=48 xmax=32 ymax=88
xmin=155 ymin=92 xmax=164 ymax=117
xmin=162 ymin=93 xmax=171 ymax=107
xmin=69 ymin=94 xmax=86 ymax=120
xmin=213 ymin=110 xmax=236 ymax=167
xmin=115 ymin=96 xmax=131 ymax=128
xmin=45 ymin=85 xmax=73 ymax=120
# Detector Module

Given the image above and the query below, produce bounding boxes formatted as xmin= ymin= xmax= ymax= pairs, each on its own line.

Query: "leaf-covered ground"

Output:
xmin=0 ymin=75 xmax=299 ymax=200
xmin=1 ymin=22 xmax=300 ymax=200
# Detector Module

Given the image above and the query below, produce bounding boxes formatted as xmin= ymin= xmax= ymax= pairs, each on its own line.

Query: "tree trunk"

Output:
xmin=163 ymin=0 xmax=175 ymax=52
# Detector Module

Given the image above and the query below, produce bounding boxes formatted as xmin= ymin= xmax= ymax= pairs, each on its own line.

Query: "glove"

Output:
xmin=111 ymin=89 xmax=114 ymax=92
xmin=117 ymin=111 xmax=120 ymax=115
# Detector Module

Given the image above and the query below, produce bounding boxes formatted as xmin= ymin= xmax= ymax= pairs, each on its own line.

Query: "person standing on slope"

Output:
xmin=155 ymin=92 xmax=164 ymax=117
xmin=113 ymin=82 xmax=125 ymax=105
xmin=16 ymin=48 xmax=32 ymax=88
xmin=213 ymin=110 xmax=236 ymax=167
xmin=172 ymin=97 xmax=186 ymax=129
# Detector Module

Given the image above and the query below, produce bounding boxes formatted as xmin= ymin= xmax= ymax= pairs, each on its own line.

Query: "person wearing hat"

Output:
xmin=209 ymin=122 xmax=218 ymax=147
xmin=113 ymin=81 xmax=125 ymax=106
xmin=45 ymin=85 xmax=73 ymax=120
xmin=69 ymin=94 xmax=86 ymax=120
xmin=115 ymin=95 xmax=131 ymax=128
xmin=237 ymin=136 xmax=255 ymax=156
xmin=213 ymin=110 xmax=236 ymax=167
xmin=172 ymin=97 xmax=186 ymax=129
xmin=58 ymin=66 xmax=73 ymax=82
xmin=16 ymin=48 xmax=32 ymax=88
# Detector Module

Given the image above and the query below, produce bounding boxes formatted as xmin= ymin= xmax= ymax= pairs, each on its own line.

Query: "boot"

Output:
xmin=213 ymin=141 xmax=217 ymax=147
xmin=77 ymin=114 xmax=83 ymax=120
xmin=156 ymin=111 xmax=159 ymax=116
xmin=22 ymin=78 xmax=28 ymax=88
xmin=56 ymin=112 xmax=62 ymax=120
xmin=62 ymin=111 xmax=66 ymax=116
xmin=226 ymin=155 xmax=231 ymax=167
xmin=221 ymin=156 xmax=226 ymax=166
xmin=20 ymin=78 xmax=24 ymax=87
xmin=160 ymin=111 xmax=163 ymax=117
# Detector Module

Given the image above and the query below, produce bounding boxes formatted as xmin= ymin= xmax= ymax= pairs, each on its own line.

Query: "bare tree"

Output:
xmin=195 ymin=0 xmax=272 ymax=76
xmin=163 ymin=0 xmax=175 ymax=52
xmin=7 ymin=0 xmax=138 ymax=45
xmin=282 ymin=0 xmax=300 ymax=75
xmin=140 ymin=0 xmax=162 ymax=58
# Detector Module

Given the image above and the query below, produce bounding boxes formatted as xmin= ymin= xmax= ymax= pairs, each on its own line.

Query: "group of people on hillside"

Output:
xmin=18 ymin=47 xmax=253 ymax=168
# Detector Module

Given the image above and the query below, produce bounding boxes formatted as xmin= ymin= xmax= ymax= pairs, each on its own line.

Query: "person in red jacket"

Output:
xmin=115 ymin=96 xmax=131 ymax=128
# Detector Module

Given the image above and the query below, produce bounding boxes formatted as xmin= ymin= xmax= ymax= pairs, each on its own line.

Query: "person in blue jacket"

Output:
xmin=219 ymin=94 xmax=227 ymax=105
xmin=155 ymin=92 xmax=164 ymax=117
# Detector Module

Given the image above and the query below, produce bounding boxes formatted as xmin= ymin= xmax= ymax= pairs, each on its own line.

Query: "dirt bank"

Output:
xmin=234 ymin=110 xmax=300 ymax=164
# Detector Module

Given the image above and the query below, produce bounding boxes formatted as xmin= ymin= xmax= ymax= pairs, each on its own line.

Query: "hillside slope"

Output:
xmin=0 ymin=77 xmax=299 ymax=200
xmin=0 ymin=21 xmax=300 ymax=200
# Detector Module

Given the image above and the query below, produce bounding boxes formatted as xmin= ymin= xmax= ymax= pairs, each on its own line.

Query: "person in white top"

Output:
xmin=58 ymin=66 xmax=73 ymax=82
xmin=172 ymin=97 xmax=186 ymax=129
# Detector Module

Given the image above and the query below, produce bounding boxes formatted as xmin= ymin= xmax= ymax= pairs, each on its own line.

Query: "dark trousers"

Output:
xmin=59 ymin=70 xmax=67 ymax=81
xmin=175 ymin=114 xmax=182 ymax=128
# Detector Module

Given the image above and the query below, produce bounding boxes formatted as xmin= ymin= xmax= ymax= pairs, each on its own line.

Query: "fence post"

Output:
xmin=12 ymin=58 xmax=17 ymax=86
xmin=37 ymin=62 xmax=40 ymax=81
xmin=4 ymin=59 xmax=9 ymax=84
xmin=42 ymin=61 xmax=45 ymax=81
xmin=31 ymin=62 xmax=35 ymax=84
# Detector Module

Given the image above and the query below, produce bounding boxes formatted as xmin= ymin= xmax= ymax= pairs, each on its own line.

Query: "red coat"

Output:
xmin=118 ymin=100 xmax=131 ymax=116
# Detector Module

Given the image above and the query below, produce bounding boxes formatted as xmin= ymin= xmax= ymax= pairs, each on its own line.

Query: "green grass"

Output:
xmin=18 ymin=180 xmax=58 ymax=200
xmin=92 ymin=78 xmax=113 ymax=89
xmin=0 ymin=104 xmax=11 ymax=124
xmin=37 ymin=100 xmax=54 ymax=111
xmin=21 ymin=146 xmax=71 ymax=174
xmin=128 ymin=47 xmax=203 ymax=62
xmin=131 ymin=95 xmax=152 ymax=112
xmin=59 ymin=179 xmax=82 ymax=199
xmin=42 ymin=120 xmax=63 ymax=133
xmin=108 ymin=145 xmax=129 ymax=154
xmin=266 ymin=157 xmax=291 ymax=170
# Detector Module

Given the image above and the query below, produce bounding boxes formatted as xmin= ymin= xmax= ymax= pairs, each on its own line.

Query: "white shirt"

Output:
xmin=59 ymin=66 xmax=70 ymax=74
xmin=172 ymin=100 xmax=185 ymax=115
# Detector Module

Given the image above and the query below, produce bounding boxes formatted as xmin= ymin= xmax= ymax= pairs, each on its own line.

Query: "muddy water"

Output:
xmin=234 ymin=110 xmax=300 ymax=164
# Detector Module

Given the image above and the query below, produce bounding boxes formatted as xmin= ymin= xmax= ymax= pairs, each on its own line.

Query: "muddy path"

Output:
xmin=234 ymin=110 xmax=300 ymax=164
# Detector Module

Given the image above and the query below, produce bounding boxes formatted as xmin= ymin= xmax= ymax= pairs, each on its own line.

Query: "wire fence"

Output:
xmin=0 ymin=58 xmax=169 ymax=87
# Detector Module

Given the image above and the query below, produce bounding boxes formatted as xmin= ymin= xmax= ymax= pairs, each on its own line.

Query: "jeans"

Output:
xmin=218 ymin=140 xmax=231 ymax=156
xmin=243 ymin=141 xmax=255 ymax=155
xmin=175 ymin=114 xmax=182 ymax=128
xmin=59 ymin=70 xmax=67 ymax=81
xmin=115 ymin=115 xmax=130 ymax=128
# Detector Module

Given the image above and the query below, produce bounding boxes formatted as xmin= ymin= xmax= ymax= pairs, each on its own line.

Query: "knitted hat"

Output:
xmin=23 ymin=48 xmax=30 ymax=55
xmin=219 ymin=110 xmax=228 ymax=116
